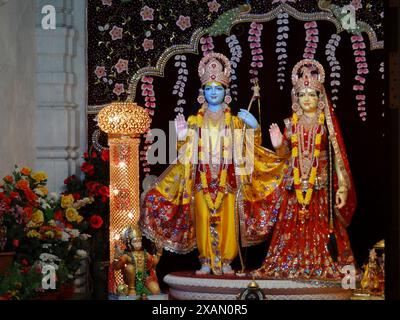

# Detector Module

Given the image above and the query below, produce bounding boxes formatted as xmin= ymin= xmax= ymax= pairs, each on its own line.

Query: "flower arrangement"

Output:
xmin=0 ymin=166 xmax=92 ymax=299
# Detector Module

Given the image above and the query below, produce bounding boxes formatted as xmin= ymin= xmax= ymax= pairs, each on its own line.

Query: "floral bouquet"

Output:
xmin=0 ymin=166 xmax=93 ymax=299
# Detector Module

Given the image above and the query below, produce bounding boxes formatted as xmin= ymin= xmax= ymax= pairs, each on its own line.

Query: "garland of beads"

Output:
xmin=351 ymin=34 xmax=369 ymax=121
xmin=130 ymin=250 xmax=151 ymax=296
xmin=276 ymin=11 xmax=289 ymax=90
xmin=141 ymin=76 xmax=156 ymax=176
xmin=292 ymin=111 xmax=325 ymax=208
xmin=226 ymin=35 xmax=242 ymax=101
xmin=248 ymin=22 xmax=264 ymax=85
xmin=325 ymin=34 xmax=342 ymax=108
xmin=200 ymin=36 xmax=214 ymax=56
xmin=197 ymin=105 xmax=231 ymax=212
xmin=172 ymin=55 xmax=188 ymax=114
xmin=303 ymin=21 xmax=319 ymax=60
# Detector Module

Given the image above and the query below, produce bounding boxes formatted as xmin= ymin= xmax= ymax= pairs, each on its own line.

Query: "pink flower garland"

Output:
xmin=248 ymin=22 xmax=264 ymax=84
xmin=200 ymin=36 xmax=214 ymax=56
xmin=141 ymin=76 xmax=156 ymax=175
xmin=303 ymin=21 xmax=319 ymax=60
xmin=276 ymin=12 xmax=289 ymax=90
xmin=351 ymin=35 xmax=369 ymax=121
xmin=172 ymin=55 xmax=188 ymax=114
xmin=325 ymin=34 xmax=341 ymax=108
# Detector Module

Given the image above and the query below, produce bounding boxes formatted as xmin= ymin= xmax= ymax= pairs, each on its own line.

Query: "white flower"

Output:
xmin=69 ymin=229 xmax=80 ymax=238
xmin=49 ymin=192 xmax=59 ymax=201
xmin=76 ymin=250 xmax=88 ymax=258
xmin=61 ymin=231 xmax=71 ymax=242
xmin=80 ymin=233 xmax=91 ymax=241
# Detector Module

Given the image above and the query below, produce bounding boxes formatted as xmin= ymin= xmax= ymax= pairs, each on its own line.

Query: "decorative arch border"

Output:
xmin=88 ymin=2 xmax=383 ymax=113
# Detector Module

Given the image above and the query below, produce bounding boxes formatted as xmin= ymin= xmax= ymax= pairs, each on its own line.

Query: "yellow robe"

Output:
xmin=140 ymin=107 xmax=288 ymax=274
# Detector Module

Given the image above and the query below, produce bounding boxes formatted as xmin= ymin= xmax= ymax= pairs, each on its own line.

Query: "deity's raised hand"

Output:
xmin=269 ymin=123 xmax=283 ymax=149
xmin=174 ymin=113 xmax=188 ymax=141
xmin=238 ymin=109 xmax=258 ymax=129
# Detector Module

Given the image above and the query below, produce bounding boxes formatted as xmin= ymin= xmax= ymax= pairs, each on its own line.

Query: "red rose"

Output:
xmin=90 ymin=215 xmax=104 ymax=229
xmin=81 ymin=162 xmax=95 ymax=176
xmin=101 ymin=149 xmax=110 ymax=162
xmin=91 ymin=151 xmax=98 ymax=159
xmin=54 ymin=210 xmax=63 ymax=221
xmin=21 ymin=259 xmax=29 ymax=266
xmin=86 ymin=181 xmax=100 ymax=194
xmin=83 ymin=152 xmax=89 ymax=160
xmin=9 ymin=192 xmax=20 ymax=200
xmin=98 ymin=186 xmax=109 ymax=203
xmin=23 ymin=207 xmax=33 ymax=220
xmin=13 ymin=239 xmax=20 ymax=248
xmin=24 ymin=189 xmax=38 ymax=204
xmin=73 ymin=193 xmax=81 ymax=201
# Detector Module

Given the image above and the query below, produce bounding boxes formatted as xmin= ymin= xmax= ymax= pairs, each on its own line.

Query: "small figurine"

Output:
xmin=113 ymin=225 xmax=162 ymax=296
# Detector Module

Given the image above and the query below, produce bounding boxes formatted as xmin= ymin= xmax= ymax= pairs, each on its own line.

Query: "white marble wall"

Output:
xmin=35 ymin=0 xmax=87 ymax=192
xmin=0 ymin=0 xmax=37 ymax=178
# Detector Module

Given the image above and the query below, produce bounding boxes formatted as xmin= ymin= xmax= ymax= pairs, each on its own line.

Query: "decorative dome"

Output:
xmin=98 ymin=101 xmax=151 ymax=135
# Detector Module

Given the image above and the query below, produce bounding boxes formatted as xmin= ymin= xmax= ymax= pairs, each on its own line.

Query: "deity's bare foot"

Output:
xmin=195 ymin=264 xmax=211 ymax=275
xmin=222 ymin=264 xmax=235 ymax=275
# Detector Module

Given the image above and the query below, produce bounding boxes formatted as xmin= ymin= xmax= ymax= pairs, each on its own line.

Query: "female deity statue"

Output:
xmin=254 ymin=59 xmax=357 ymax=280
xmin=140 ymin=52 xmax=287 ymax=276
xmin=112 ymin=225 xmax=162 ymax=296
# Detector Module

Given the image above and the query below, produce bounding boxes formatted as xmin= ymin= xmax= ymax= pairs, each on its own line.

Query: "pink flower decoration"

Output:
xmin=142 ymin=76 xmax=154 ymax=84
xmin=109 ymin=26 xmax=123 ymax=40
xmin=140 ymin=6 xmax=154 ymax=21
xmin=95 ymin=66 xmax=106 ymax=79
xmin=142 ymin=39 xmax=154 ymax=51
xmin=113 ymin=83 xmax=125 ymax=96
xmin=176 ymin=15 xmax=191 ymax=31
xmin=115 ymin=59 xmax=129 ymax=74
xmin=207 ymin=0 xmax=221 ymax=13
xmin=351 ymin=0 xmax=362 ymax=11
xmin=102 ymin=0 xmax=112 ymax=6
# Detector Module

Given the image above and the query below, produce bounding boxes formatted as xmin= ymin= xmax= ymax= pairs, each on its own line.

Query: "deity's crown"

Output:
xmin=198 ymin=52 xmax=231 ymax=87
xmin=291 ymin=59 xmax=325 ymax=94
xmin=123 ymin=225 xmax=142 ymax=242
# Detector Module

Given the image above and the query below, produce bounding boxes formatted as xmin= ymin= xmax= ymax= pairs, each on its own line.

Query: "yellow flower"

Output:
xmin=31 ymin=210 xmax=44 ymax=226
xmin=44 ymin=230 xmax=55 ymax=239
xmin=76 ymin=215 xmax=84 ymax=223
xmin=27 ymin=230 xmax=41 ymax=238
xmin=315 ymin=134 xmax=322 ymax=145
xmin=292 ymin=146 xmax=298 ymax=158
xmin=36 ymin=186 xmax=49 ymax=196
xmin=31 ymin=171 xmax=48 ymax=182
xmin=48 ymin=220 xmax=56 ymax=227
xmin=66 ymin=207 xmax=79 ymax=222
xmin=61 ymin=194 xmax=75 ymax=209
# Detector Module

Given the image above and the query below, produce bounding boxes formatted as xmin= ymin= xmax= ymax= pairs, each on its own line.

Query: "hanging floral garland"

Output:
xmin=248 ymin=22 xmax=264 ymax=85
xmin=172 ymin=55 xmax=188 ymax=115
xmin=225 ymin=35 xmax=242 ymax=101
xmin=325 ymin=34 xmax=342 ymax=109
xmin=200 ymin=36 xmax=214 ymax=56
xmin=303 ymin=21 xmax=319 ymax=60
xmin=276 ymin=11 xmax=289 ymax=90
xmin=140 ymin=76 xmax=156 ymax=176
xmin=379 ymin=61 xmax=385 ymax=123
xmin=351 ymin=34 xmax=369 ymax=121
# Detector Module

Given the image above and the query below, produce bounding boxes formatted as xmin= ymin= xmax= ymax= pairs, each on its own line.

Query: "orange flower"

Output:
xmin=3 ymin=175 xmax=13 ymax=183
xmin=16 ymin=179 xmax=29 ymax=190
xmin=21 ymin=167 xmax=32 ymax=176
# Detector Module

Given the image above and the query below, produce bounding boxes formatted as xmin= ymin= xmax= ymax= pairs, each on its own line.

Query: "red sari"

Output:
xmin=255 ymin=106 xmax=357 ymax=280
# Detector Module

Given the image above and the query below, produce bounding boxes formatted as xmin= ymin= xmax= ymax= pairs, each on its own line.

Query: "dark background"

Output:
xmin=87 ymin=0 xmax=395 ymax=299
